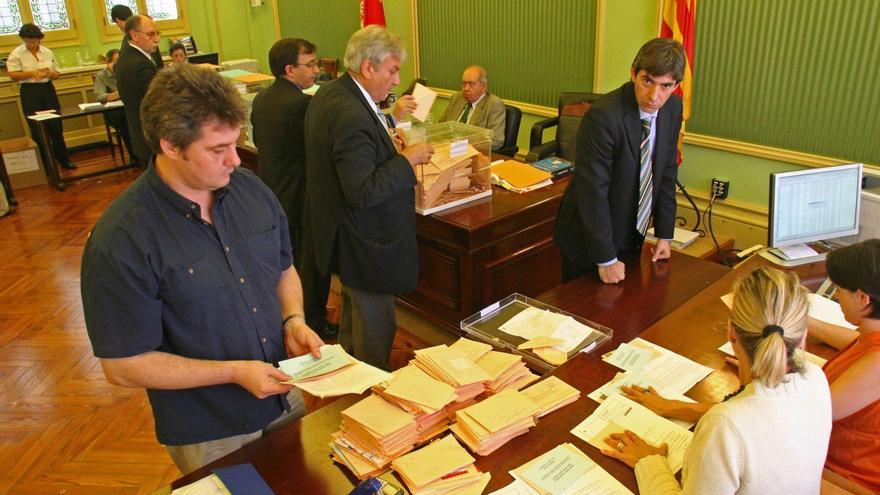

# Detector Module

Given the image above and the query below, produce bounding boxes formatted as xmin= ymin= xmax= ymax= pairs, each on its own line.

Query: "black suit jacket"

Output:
xmin=116 ymin=44 xmax=159 ymax=164
xmin=304 ymin=73 xmax=418 ymax=294
xmin=251 ymin=78 xmax=310 ymax=249
xmin=554 ymin=81 xmax=682 ymax=265
xmin=121 ymin=35 xmax=164 ymax=68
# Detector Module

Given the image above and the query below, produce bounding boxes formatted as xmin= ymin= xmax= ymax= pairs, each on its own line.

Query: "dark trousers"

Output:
xmin=104 ymin=108 xmax=133 ymax=161
xmin=20 ymin=82 xmax=69 ymax=165
xmin=296 ymin=221 xmax=331 ymax=332
xmin=339 ymin=284 xmax=397 ymax=370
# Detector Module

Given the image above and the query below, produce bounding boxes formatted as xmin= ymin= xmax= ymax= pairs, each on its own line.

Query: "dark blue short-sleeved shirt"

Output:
xmin=81 ymin=162 xmax=293 ymax=445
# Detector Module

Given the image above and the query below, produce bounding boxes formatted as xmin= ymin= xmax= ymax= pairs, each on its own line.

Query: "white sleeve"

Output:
xmin=6 ymin=50 xmax=22 ymax=72
xmin=635 ymin=454 xmax=682 ymax=495
xmin=679 ymin=413 xmax=744 ymax=494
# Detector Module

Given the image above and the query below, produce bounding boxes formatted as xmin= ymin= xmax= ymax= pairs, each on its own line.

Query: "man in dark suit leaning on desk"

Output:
xmin=440 ymin=66 xmax=506 ymax=150
xmin=304 ymin=26 xmax=433 ymax=369
xmin=251 ymin=38 xmax=336 ymax=339
xmin=554 ymin=38 xmax=685 ymax=284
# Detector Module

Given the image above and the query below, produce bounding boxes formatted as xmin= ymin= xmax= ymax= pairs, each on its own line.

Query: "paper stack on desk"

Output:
xmin=499 ymin=307 xmax=605 ymax=365
xmin=413 ymin=345 xmax=491 ymax=403
xmin=571 ymin=393 xmax=693 ymax=473
xmin=372 ymin=365 xmax=456 ymax=442
xmin=331 ymin=394 xmax=419 ymax=479
xmin=449 ymin=337 xmax=493 ymax=362
xmin=450 ymin=388 xmax=539 ymax=455
xmin=511 ymin=443 xmax=633 ymax=495
xmin=278 ymin=344 xmax=391 ymax=398
xmin=490 ymin=160 xmax=553 ymax=193
xmin=520 ymin=376 xmax=580 ymax=417
xmin=599 ymin=338 xmax=713 ymax=398
xmin=475 ymin=350 xmax=539 ymax=394
xmin=392 ymin=434 xmax=491 ymax=495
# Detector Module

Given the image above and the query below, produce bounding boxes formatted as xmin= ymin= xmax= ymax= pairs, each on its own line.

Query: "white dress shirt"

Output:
xmin=6 ymin=44 xmax=57 ymax=84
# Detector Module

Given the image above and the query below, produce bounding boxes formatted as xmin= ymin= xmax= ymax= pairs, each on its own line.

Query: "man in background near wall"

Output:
xmin=439 ymin=66 xmax=505 ymax=150
xmin=116 ymin=14 xmax=161 ymax=168
xmin=252 ymin=38 xmax=336 ymax=340
xmin=110 ymin=4 xmax=163 ymax=68
xmin=304 ymin=26 xmax=433 ymax=370
xmin=554 ymin=38 xmax=685 ymax=285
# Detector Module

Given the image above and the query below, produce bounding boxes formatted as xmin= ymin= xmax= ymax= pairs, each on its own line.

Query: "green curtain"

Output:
xmin=417 ymin=0 xmax=597 ymax=107
xmin=276 ymin=0 xmax=360 ymax=64
xmin=689 ymin=0 xmax=880 ymax=164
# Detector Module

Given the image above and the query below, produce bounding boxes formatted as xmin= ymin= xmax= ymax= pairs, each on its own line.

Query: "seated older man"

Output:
xmin=439 ymin=66 xmax=505 ymax=150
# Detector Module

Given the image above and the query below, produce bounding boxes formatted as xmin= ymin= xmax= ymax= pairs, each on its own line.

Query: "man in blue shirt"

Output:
xmin=81 ymin=63 xmax=323 ymax=474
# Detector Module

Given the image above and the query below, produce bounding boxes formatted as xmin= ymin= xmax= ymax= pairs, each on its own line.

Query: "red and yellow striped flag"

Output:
xmin=661 ymin=0 xmax=696 ymax=164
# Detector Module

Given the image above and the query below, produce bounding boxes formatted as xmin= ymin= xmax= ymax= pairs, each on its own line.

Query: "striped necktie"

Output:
xmin=458 ymin=103 xmax=472 ymax=123
xmin=636 ymin=117 xmax=653 ymax=236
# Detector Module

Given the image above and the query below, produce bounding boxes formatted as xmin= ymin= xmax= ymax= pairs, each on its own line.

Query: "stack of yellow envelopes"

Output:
xmin=450 ymin=388 xmax=539 ymax=455
xmin=330 ymin=394 xmax=418 ymax=479
xmin=412 ymin=345 xmax=491 ymax=403
xmin=392 ymin=434 xmax=491 ymax=495
xmin=372 ymin=365 xmax=457 ymax=442
xmin=520 ymin=376 xmax=581 ymax=417
xmin=475 ymin=350 xmax=540 ymax=394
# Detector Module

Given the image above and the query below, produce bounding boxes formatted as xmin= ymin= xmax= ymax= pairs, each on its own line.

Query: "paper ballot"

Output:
xmin=571 ymin=394 xmax=693 ymax=473
xmin=410 ymin=83 xmax=437 ymax=122
xmin=604 ymin=339 xmax=713 ymax=397
xmin=278 ymin=344 xmax=350 ymax=381
xmin=511 ymin=443 xmax=634 ymax=495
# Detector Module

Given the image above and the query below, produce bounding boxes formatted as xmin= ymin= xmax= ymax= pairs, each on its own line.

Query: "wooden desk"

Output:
xmin=31 ymin=104 xmax=137 ymax=191
xmin=169 ymin=251 xmax=732 ymax=493
xmin=398 ymin=177 xmax=570 ymax=332
xmin=237 ymin=144 xmax=570 ymax=334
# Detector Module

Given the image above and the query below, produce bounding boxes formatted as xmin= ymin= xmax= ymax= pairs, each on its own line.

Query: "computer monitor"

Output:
xmin=761 ymin=163 xmax=862 ymax=266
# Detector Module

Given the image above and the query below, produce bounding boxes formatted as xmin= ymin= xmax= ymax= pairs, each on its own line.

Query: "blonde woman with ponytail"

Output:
xmin=602 ymin=267 xmax=832 ymax=494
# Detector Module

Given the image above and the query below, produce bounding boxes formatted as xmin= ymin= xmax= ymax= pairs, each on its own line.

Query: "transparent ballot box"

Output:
xmin=403 ymin=121 xmax=492 ymax=215
xmin=460 ymin=293 xmax=612 ymax=373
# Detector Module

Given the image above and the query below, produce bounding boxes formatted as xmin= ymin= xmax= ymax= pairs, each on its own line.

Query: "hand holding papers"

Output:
xmin=571 ymin=394 xmax=693 ymax=473
xmin=278 ymin=344 xmax=391 ymax=398
xmin=511 ymin=443 xmax=634 ymax=495
xmin=409 ymin=83 xmax=437 ymax=122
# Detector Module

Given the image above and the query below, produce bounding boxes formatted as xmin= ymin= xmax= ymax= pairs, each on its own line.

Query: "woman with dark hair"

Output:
xmin=602 ymin=267 xmax=831 ymax=494
xmin=6 ymin=23 xmax=76 ymax=169
xmin=810 ymin=238 xmax=880 ymax=492
xmin=169 ymin=42 xmax=187 ymax=64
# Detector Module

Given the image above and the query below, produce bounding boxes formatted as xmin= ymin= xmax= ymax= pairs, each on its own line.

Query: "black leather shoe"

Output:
xmin=60 ymin=161 xmax=77 ymax=170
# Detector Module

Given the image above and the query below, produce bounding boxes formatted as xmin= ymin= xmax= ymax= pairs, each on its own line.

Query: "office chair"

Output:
xmin=526 ymin=92 xmax=601 ymax=163
xmin=317 ymin=58 xmax=339 ymax=83
xmin=495 ymin=104 xmax=522 ymax=157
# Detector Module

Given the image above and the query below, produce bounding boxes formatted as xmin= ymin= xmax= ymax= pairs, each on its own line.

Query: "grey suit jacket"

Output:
xmin=440 ymin=91 xmax=506 ymax=149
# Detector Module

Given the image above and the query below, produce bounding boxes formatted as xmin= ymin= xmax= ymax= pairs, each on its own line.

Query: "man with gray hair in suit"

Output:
xmin=440 ymin=65 xmax=506 ymax=150
xmin=304 ymin=25 xmax=433 ymax=370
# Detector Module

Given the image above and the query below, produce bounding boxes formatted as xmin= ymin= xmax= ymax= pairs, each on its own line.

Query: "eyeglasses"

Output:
xmin=295 ymin=60 xmax=320 ymax=69
xmin=135 ymin=30 xmax=161 ymax=38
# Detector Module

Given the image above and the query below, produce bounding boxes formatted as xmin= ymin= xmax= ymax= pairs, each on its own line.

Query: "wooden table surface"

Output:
xmin=170 ymin=253 xmax=832 ymax=494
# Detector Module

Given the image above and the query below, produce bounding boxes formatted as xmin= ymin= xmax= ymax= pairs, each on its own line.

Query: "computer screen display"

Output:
xmin=768 ymin=163 xmax=862 ymax=247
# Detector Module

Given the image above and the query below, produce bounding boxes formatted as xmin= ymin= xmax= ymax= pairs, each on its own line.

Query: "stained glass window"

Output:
xmin=104 ymin=0 xmax=137 ymax=24
xmin=146 ymin=0 xmax=178 ymax=20
xmin=28 ymin=0 xmax=69 ymax=31
xmin=0 ymin=0 xmax=23 ymax=35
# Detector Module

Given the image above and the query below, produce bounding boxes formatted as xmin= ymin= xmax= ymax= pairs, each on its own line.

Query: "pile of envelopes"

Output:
xmin=412 ymin=344 xmax=491 ymax=403
xmin=391 ymin=434 xmax=491 ymax=495
xmin=372 ymin=365 xmax=457 ymax=442
xmin=520 ymin=376 xmax=580 ymax=417
xmin=450 ymin=388 xmax=540 ymax=456
xmin=330 ymin=394 xmax=419 ymax=479
xmin=475 ymin=350 xmax=539 ymax=394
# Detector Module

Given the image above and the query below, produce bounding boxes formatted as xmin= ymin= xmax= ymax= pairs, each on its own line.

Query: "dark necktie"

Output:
xmin=458 ymin=103 xmax=472 ymax=123
xmin=636 ymin=117 xmax=653 ymax=236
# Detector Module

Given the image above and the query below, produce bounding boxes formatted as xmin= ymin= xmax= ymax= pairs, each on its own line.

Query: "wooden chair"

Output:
xmin=317 ymin=58 xmax=339 ymax=82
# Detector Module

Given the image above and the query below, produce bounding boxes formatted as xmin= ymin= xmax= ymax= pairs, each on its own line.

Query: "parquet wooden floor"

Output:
xmin=0 ymin=149 xmax=180 ymax=494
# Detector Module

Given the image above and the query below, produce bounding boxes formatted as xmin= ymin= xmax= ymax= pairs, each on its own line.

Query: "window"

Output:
xmin=93 ymin=0 xmax=188 ymax=42
xmin=0 ymin=0 xmax=82 ymax=50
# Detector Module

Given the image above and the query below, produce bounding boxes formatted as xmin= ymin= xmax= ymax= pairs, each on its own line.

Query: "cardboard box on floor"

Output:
xmin=0 ymin=137 xmax=46 ymax=190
